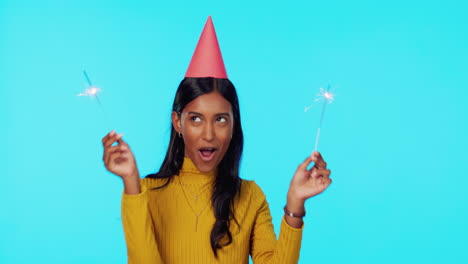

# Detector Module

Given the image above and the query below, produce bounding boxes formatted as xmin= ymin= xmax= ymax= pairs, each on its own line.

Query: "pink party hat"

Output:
xmin=185 ymin=16 xmax=228 ymax=78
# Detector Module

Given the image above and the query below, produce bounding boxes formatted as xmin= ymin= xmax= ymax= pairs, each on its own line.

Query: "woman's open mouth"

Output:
xmin=198 ymin=147 xmax=217 ymax=162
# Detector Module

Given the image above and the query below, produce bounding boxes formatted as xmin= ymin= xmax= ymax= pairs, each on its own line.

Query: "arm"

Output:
xmin=250 ymin=152 xmax=332 ymax=264
xmin=101 ymin=131 xmax=164 ymax=263
xmin=250 ymin=183 xmax=303 ymax=264
xmin=121 ymin=178 xmax=164 ymax=264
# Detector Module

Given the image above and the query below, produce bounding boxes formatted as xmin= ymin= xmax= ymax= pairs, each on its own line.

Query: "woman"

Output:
xmin=102 ymin=17 xmax=331 ymax=264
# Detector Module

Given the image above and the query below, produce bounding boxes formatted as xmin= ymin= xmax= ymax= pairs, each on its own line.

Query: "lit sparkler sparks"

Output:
xmin=305 ymin=85 xmax=336 ymax=152
xmin=78 ymin=70 xmax=102 ymax=105
xmin=304 ymin=86 xmax=335 ymax=112
xmin=77 ymin=69 xmax=114 ymax=131
xmin=77 ymin=86 xmax=101 ymax=97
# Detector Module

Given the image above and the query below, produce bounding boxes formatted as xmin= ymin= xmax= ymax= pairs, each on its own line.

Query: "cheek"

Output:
xmin=181 ymin=127 xmax=199 ymax=146
xmin=217 ymin=126 xmax=232 ymax=144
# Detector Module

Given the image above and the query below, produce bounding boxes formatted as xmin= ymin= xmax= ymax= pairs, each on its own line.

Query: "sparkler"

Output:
xmin=305 ymin=85 xmax=336 ymax=152
xmin=78 ymin=70 xmax=102 ymax=105
xmin=77 ymin=70 xmax=113 ymax=130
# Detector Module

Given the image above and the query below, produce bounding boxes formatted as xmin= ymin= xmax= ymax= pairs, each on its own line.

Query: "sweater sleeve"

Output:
xmin=121 ymin=178 xmax=163 ymax=264
xmin=249 ymin=182 xmax=304 ymax=264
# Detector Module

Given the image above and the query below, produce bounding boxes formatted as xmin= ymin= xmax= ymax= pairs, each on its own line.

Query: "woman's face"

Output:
xmin=172 ymin=91 xmax=234 ymax=172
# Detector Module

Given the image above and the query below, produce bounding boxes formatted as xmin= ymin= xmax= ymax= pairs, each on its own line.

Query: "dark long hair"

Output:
xmin=146 ymin=77 xmax=244 ymax=257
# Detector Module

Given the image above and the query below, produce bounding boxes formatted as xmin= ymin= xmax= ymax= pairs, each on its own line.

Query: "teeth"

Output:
xmin=201 ymin=148 xmax=215 ymax=151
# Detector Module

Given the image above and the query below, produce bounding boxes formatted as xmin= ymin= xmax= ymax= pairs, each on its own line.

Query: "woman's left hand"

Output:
xmin=288 ymin=152 xmax=332 ymax=203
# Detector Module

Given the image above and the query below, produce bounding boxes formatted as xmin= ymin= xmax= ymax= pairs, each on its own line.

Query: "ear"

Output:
xmin=171 ymin=111 xmax=182 ymax=134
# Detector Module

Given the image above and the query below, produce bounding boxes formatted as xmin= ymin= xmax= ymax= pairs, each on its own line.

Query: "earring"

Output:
xmin=178 ymin=132 xmax=182 ymax=138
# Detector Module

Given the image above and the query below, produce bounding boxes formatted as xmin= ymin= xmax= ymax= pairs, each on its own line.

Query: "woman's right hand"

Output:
xmin=102 ymin=130 xmax=140 ymax=181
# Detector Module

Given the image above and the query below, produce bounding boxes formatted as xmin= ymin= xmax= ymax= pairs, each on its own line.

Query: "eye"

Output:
xmin=216 ymin=116 xmax=227 ymax=123
xmin=190 ymin=116 xmax=202 ymax=122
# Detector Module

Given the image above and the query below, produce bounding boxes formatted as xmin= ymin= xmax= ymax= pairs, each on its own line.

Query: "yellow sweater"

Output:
xmin=121 ymin=158 xmax=303 ymax=263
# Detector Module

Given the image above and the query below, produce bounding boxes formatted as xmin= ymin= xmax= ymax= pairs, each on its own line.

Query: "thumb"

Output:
xmin=297 ymin=156 xmax=314 ymax=172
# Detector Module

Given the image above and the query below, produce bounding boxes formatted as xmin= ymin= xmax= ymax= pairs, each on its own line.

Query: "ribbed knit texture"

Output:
xmin=121 ymin=158 xmax=304 ymax=263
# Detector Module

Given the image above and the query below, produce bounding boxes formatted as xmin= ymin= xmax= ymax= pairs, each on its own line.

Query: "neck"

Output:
xmin=178 ymin=157 xmax=216 ymax=184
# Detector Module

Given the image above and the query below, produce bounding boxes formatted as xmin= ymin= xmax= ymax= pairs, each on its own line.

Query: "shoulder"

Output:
xmin=234 ymin=180 xmax=272 ymax=222
xmin=240 ymin=179 xmax=268 ymax=204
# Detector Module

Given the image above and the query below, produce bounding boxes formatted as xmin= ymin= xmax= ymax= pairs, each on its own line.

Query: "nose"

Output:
xmin=202 ymin=122 xmax=215 ymax=142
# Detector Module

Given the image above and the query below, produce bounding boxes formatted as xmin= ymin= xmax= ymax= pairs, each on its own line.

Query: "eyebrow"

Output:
xmin=188 ymin=111 xmax=231 ymax=117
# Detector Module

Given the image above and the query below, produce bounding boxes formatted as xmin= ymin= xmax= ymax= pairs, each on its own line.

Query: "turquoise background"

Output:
xmin=1 ymin=0 xmax=467 ymax=263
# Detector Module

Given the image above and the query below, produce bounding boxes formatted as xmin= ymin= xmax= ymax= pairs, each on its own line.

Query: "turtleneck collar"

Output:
xmin=178 ymin=157 xmax=216 ymax=184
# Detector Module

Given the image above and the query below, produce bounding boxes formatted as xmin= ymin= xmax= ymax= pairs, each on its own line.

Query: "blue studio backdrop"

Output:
xmin=1 ymin=0 xmax=467 ymax=263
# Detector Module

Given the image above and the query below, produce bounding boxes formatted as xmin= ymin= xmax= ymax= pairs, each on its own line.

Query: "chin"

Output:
xmin=197 ymin=165 xmax=216 ymax=173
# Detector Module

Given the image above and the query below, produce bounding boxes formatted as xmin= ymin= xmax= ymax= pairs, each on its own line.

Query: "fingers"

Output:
xmin=102 ymin=130 xmax=124 ymax=148
xmin=104 ymin=142 xmax=127 ymax=158
xmin=297 ymin=156 xmax=314 ymax=172
xmin=297 ymin=152 xmax=329 ymax=173
xmin=101 ymin=130 xmax=115 ymax=145
xmin=313 ymin=170 xmax=332 ymax=192
xmin=311 ymin=168 xmax=331 ymax=179
xmin=320 ymin=177 xmax=332 ymax=189
xmin=311 ymin=151 xmax=327 ymax=169
xmin=107 ymin=147 xmax=130 ymax=166
xmin=102 ymin=131 xmax=128 ymax=168
xmin=102 ymin=131 xmax=124 ymax=157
